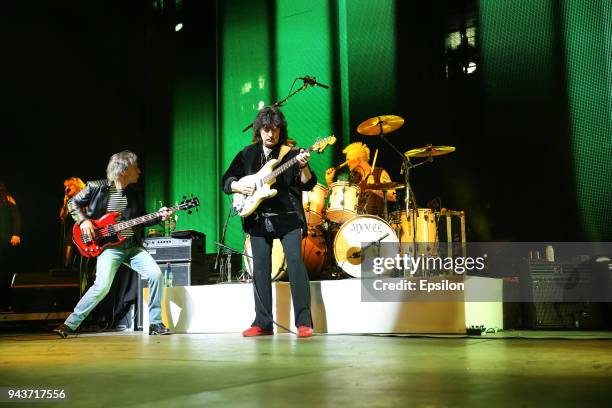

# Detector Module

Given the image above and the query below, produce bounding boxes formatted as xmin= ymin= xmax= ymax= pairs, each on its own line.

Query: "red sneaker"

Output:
xmin=242 ymin=326 xmax=274 ymax=337
xmin=297 ymin=325 xmax=313 ymax=338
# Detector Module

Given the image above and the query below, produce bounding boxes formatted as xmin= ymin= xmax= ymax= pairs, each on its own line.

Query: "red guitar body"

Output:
xmin=72 ymin=212 xmax=127 ymax=258
xmin=71 ymin=196 xmax=199 ymax=259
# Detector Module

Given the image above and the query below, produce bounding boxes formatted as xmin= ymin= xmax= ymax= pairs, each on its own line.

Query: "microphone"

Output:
xmin=349 ymin=233 xmax=390 ymax=259
xmin=300 ymin=76 xmax=330 ymax=89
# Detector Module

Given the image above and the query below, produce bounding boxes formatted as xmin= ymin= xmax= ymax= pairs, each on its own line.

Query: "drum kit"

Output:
xmin=244 ymin=114 xmax=457 ymax=280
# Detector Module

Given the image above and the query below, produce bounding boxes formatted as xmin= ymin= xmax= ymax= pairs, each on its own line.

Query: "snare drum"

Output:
xmin=326 ymin=181 xmax=360 ymax=224
xmin=302 ymin=183 xmax=328 ymax=227
xmin=333 ymin=215 xmax=399 ymax=278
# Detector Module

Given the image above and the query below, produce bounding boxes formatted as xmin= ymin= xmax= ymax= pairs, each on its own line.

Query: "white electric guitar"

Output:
xmin=232 ymin=135 xmax=336 ymax=217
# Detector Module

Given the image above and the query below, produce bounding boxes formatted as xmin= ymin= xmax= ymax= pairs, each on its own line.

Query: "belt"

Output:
xmin=255 ymin=211 xmax=298 ymax=232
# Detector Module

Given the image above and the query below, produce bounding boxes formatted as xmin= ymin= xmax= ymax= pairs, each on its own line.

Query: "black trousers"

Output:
xmin=250 ymin=228 xmax=312 ymax=329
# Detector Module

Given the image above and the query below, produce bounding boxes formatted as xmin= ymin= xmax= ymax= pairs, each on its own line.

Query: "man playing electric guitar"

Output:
xmin=53 ymin=150 xmax=174 ymax=338
xmin=222 ymin=106 xmax=317 ymax=337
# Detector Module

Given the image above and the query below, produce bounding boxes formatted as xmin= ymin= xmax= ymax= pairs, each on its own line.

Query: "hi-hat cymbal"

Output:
xmin=357 ymin=115 xmax=405 ymax=136
xmin=364 ymin=182 xmax=406 ymax=191
xmin=404 ymin=145 xmax=456 ymax=158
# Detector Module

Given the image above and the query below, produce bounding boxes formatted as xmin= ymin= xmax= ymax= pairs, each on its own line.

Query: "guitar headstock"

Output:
xmin=178 ymin=195 xmax=200 ymax=214
xmin=312 ymin=135 xmax=336 ymax=153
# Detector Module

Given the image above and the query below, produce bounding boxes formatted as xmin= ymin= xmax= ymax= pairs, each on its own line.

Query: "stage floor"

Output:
xmin=1 ymin=331 xmax=612 ymax=407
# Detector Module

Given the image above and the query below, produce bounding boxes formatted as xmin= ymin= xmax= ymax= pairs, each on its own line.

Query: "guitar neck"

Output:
xmin=263 ymin=146 xmax=314 ymax=183
xmin=114 ymin=203 xmax=182 ymax=232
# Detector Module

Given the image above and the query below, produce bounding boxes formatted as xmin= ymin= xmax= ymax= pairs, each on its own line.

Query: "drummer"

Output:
xmin=325 ymin=142 xmax=396 ymax=216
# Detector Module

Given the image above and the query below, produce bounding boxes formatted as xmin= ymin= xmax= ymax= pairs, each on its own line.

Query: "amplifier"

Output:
xmin=526 ymin=262 xmax=606 ymax=329
xmin=143 ymin=236 xmax=205 ymax=263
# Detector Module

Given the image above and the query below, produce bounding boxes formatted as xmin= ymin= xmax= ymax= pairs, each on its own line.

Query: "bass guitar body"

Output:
xmin=71 ymin=195 xmax=200 ymax=259
xmin=72 ymin=212 xmax=126 ymax=258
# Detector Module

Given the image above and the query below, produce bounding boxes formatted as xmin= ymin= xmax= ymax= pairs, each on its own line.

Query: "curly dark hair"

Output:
xmin=251 ymin=106 xmax=288 ymax=145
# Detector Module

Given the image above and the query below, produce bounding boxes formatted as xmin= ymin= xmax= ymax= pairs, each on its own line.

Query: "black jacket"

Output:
xmin=68 ymin=179 xmax=158 ymax=243
xmin=221 ymin=143 xmax=317 ymax=237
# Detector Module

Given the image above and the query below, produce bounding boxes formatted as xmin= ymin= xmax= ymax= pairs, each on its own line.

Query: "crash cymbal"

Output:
xmin=357 ymin=115 xmax=405 ymax=136
xmin=404 ymin=145 xmax=456 ymax=158
xmin=364 ymin=182 xmax=406 ymax=191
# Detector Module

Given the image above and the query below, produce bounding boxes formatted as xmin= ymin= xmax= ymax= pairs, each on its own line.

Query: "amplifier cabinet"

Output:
xmin=143 ymin=236 xmax=205 ymax=263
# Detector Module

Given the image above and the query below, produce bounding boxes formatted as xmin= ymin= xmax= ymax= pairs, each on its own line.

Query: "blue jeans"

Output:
xmin=64 ymin=240 xmax=163 ymax=330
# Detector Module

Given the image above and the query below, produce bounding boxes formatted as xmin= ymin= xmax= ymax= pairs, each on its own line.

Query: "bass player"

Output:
xmin=53 ymin=150 xmax=174 ymax=338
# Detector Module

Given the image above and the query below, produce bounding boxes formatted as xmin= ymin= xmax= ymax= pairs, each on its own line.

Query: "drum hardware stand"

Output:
xmin=215 ymin=242 xmax=252 ymax=282
xmin=379 ymin=130 xmax=446 ymax=278
xmin=320 ymin=220 xmax=345 ymax=279
xmin=439 ymin=208 xmax=467 ymax=261
xmin=377 ymin=126 xmax=420 ymax=264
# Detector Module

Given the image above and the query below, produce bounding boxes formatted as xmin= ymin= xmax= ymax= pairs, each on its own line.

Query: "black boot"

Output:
xmin=53 ymin=324 xmax=75 ymax=338
xmin=149 ymin=323 xmax=172 ymax=335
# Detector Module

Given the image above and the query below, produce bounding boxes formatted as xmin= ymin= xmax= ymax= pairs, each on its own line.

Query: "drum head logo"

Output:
xmin=348 ymin=222 xmax=384 ymax=233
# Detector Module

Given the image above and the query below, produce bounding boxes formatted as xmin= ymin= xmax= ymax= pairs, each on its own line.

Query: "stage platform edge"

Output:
xmin=144 ymin=276 xmax=503 ymax=334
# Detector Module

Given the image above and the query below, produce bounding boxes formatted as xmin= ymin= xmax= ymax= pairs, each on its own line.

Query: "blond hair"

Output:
xmin=342 ymin=142 xmax=370 ymax=162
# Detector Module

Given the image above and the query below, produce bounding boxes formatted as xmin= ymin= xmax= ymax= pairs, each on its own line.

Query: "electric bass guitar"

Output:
xmin=232 ymin=135 xmax=336 ymax=217
xmin=73 ymin=196 xmax=200 ymax=258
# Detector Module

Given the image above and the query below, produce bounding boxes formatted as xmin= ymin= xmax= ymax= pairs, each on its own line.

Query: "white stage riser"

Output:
xmin=144 ymin=277 xmax=503 ymax=334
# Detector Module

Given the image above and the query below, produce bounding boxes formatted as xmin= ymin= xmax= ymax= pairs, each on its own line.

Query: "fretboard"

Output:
xmin=262 ymin=146 xmax=314 ymax=184
xmin=113 ymin=203 xmax=182 ymax=232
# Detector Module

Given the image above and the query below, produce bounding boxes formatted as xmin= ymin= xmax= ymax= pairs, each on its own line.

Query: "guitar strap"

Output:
xmin=277 ymin=144 xmax=291 ymax=163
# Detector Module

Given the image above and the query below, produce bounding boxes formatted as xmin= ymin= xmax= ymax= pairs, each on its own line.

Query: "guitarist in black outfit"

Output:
xmin=222 ymin=107 xmax=317 ymax=337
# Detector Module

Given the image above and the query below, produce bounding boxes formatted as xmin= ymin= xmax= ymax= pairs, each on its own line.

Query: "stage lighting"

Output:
xmin=465 ymin=61 xmax=477 ymax=74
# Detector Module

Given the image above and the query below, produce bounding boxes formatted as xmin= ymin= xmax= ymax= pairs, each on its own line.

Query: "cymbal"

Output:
xmin=364 ymin=182 xmax=405 ymax=191
xmin=404 ymin=145 xmax=456 ymax=158
xmin=357 ymin=115 xmax=405 ymax=136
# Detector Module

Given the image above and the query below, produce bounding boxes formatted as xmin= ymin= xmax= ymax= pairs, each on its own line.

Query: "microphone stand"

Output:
xmin=215 ymin=209 xmax=235 ymax=282
xmin=349 ymin=233 xmax=390 ymax=259
xmin=241 ymin=78 xmax=310 ymax=133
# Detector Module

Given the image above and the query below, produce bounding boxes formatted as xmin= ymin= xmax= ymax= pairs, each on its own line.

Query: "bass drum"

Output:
xmin=333 ymin=215 xmax=399 ymax=278
xmin=243 ymin=236 xmax=287 ymax=281
xmin=301 ymin=228 xmax=327 ymax=280
xmin=243 ymin=231 xmax=328 ymax=281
